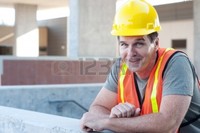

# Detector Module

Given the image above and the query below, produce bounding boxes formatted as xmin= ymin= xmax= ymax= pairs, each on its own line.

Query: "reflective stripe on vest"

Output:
xmin=118 ymin=48 xmax=176 ymax=114
xmin=151 ymin=48 xmax=173 ymax=113
xmin=119 ymin=63 xmax=128 ymax=103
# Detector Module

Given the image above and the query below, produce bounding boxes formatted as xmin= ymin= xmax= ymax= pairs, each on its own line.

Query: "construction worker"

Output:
xmin=81 ymin=0 xmax=200 ymax=132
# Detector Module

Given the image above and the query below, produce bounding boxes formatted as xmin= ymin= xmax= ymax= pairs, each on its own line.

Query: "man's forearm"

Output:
xmin=103 ymin=113 xmax=178 ymax=133
xmin=89 ymin=104 xmax=111 ymax=116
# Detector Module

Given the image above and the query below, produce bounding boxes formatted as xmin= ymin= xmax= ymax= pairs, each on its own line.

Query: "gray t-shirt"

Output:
xmin=103 ymin=52 xmax=200 ymax=132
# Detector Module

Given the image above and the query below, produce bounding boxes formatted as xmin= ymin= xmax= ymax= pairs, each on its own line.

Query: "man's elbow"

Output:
xmin=161 ymin=116 xmax=181 ymax=133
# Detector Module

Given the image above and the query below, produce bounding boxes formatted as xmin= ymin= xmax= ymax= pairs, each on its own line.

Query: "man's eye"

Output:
xmin=135 ymin=43 xmax=144 ymax=48
xmin=120 ymin=43 xmax=128 ymax=47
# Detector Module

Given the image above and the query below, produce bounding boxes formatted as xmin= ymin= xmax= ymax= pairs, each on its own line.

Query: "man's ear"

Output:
xmin=154 ymin=37 xmax=159 ymax=50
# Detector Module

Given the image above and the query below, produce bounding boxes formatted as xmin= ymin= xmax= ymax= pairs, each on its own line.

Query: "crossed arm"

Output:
xmin=81 ymin=87 xmax=191 ymax=133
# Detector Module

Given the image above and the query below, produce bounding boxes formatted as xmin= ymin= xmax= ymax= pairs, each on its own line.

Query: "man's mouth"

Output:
xmin=128 ymin=58 xmax=141 ymax=64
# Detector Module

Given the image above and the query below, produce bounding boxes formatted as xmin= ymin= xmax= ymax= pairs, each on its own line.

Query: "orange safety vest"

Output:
xmin=118 ymin=48 xmax=177 ymax=115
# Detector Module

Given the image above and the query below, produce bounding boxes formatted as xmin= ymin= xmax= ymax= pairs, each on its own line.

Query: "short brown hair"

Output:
xmin=147 ymin=32 xmax=158 ymax=43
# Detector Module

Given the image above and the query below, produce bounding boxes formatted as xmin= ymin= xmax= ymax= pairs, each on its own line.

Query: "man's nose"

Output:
xmin=127 ymin=46 xmax=136 ymax=57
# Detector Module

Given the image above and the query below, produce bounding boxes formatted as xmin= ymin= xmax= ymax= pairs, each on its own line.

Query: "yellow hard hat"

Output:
xmin=111 ymin=0 xmax=161 ymax=36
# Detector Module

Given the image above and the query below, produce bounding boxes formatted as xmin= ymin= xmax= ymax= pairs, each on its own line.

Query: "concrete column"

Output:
xmin=0 ymin=57 xmax=2 ymax=85
xmin=68 ymin=0 xmax=116 ymax=57
xmin=14 ymin=4 xmax=39 ymax=57
xmin=193 ymin=0 xmax=200 ymax=76
xmin=67 ymin=0 xmax=79 ymax=57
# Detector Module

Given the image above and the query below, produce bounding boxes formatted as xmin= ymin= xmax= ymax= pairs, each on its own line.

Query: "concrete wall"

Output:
xmin=193 ymin=0 xmax=200 ymax=76
xmin=0 ymin=84 xmax=102 ymax=119
xmin=155 ymin=1 xmax=194 ymax=62
xmin=159 ymin=19 xmax=194 ymax=61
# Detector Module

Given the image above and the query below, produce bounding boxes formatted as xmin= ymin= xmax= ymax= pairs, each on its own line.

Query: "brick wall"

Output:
xmin=1 ymin=58 xmax=115 ymax=85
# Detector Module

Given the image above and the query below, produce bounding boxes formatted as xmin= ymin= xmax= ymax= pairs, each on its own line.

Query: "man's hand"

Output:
xmin=80 ymin=112 xmax=108 ymax=132
xmin=109 ymin=102 xmax=140 ymax=118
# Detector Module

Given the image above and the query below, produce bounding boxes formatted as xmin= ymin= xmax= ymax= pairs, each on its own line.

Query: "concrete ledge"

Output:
xmin=0 ymin=105 xmax=113 ymax=133
xmin=0 ymin=105 xmax=83 ymax=133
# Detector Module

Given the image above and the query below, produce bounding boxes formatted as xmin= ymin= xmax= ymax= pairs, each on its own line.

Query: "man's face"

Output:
xmin=119 ymin=35 xmax=157 ymax=73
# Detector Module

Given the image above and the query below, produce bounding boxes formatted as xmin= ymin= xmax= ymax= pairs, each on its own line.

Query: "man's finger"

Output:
xmin=133 ymin=108 xmax=141 ymax=117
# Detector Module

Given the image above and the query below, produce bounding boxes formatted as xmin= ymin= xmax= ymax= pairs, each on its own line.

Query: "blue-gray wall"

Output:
xmin=0 ymin=84 xmax=102 ymax=119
